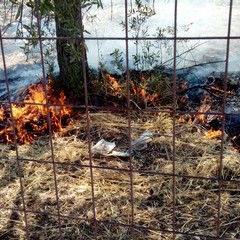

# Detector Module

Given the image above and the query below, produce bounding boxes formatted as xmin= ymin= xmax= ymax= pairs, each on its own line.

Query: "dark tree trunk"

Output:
xmin=53 ymin=0 xmax=87 ymax=100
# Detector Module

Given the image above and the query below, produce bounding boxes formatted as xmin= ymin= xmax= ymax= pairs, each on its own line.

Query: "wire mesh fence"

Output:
xmin=0 ymin=0 xmax=240 ymax=239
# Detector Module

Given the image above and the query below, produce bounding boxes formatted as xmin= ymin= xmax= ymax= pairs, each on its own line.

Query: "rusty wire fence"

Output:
xmin=0 ymin=0 xmax=240 ymax=239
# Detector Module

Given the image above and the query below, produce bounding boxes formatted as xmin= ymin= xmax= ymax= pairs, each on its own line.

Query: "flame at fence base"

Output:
xmin=0 ymin=83 xmax=72 ymax=144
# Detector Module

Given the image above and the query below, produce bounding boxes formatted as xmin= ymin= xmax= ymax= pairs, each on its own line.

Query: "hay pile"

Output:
xmin=0 ymin=112 xmax=240 ymax=239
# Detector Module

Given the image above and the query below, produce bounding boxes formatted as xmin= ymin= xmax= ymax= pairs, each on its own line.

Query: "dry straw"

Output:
xmin=0 ymin=112 xmax=239 ymax=239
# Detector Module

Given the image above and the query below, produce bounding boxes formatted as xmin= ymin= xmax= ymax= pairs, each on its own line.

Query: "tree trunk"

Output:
xmin=53 ymin=0 xmax=87 ymax=100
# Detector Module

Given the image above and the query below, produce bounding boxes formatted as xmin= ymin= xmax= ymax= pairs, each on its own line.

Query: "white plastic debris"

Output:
xmin=131 ymin=130 xmax=153 ymax=151
xmin=91 ymin=130 xmax=153 ymax=157
xmin=91 ymin=139 xmax=116 ymax=155
xmin=110 ymin=150 xmax=130 ymax=157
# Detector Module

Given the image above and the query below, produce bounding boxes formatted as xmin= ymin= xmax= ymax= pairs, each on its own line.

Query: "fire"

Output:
xmin=178 ymin=115 xmax=193 ymax=124
xmin=105 ymin=74 xmax=123 ymax=95
xmin=105 ymin=73 xmax=159 ymax=106
xmin=205 ymin=128 xmax=222 ymax=139
xmin=0 ymin=106 xmax=4 ymax=121
xmin=195 ymin=95 xmax=212 ymax=124
xmin=209 ymin=86 xmax=233 ymax=95
xmin=0 ymin=83 xmax=72 ymax=144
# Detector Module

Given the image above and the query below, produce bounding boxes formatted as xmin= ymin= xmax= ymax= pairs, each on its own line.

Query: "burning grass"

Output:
xmin=0 ymin=82 xmax=71 ymax=144
xmin=0 ymin=112 xmax=240 ymax=239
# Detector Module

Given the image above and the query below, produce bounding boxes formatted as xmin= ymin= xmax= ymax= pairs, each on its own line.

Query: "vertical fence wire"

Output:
xmin=124 ymin=0 xmax=136 ymax=236
xmin=172 ymin=0 xmax=178 ymax=238
xmin=80 ymin=0 xmax=98 ymax=238
xmin=35 ymin=0 xmax=63 ymax=238
xmin=0 ymin=29 xmax=30 ymax=240
xmin=217 ymin=0 xmax=234 ymax=238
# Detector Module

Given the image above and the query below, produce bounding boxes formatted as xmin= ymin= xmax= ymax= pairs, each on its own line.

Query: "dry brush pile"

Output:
xmin=0 ymin=112 xmax=240 ymax=239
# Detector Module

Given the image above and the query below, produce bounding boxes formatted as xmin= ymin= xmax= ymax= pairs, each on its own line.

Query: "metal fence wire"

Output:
xmin=0 ymin=0 xmax=240 ymax=239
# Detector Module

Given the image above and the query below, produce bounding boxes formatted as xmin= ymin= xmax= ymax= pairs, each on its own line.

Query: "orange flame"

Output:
xmin=0 ymin=83 xmax=71 ymax=144
xmin=178 ymin=115 xmax=193 ymax=124
xmin=131 ymin=81 xmax=137 ymax=95
xmin=105 ymin=73 xmax=159 ymax=106
xmin=209 ymin=86 xmax=233 ymax=94
xmin=205 ymin=128 xmax=222 ymax=139
xmin=0 ymin=106 xmax=4 ymax=121
xmin=105 ymin=74 xmax=123 ymax=95
xmin=178 ymin=116 xmax=186 ymax=123
xmin=195 ymin=95 xmax=212 ymax=124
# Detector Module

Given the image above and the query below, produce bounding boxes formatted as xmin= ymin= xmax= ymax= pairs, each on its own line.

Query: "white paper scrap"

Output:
xmin=131 ymin=130 xmax=153 ymax=151
xmin=92 ymin=139 xmax=116 ymax=155
xmin=91 ymin=130 xmax=153 ymax=157
xmin=110 ymin=150 xmax=129 ymax=157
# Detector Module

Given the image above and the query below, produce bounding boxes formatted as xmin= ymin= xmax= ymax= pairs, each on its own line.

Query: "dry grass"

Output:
xmin=0 ymin=112 xmax=240 ymax=239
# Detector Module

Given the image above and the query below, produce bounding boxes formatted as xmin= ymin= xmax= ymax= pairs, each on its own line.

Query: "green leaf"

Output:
xmin=15 ymin=4 xmax=23 ymax=20
xmin=97 ymin=0 xmax=103 ymax=8
xmin=83 ymin=29 xmax=91 ymax=35
xmin=23 ymin=24 xmax=31 ymax=30
xmin=9 ymin=0 xmax=19 ymax=4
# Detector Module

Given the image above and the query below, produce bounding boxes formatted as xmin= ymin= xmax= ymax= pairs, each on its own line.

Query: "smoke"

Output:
xmin=0 ymin=0 xmax=240 ymax=99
